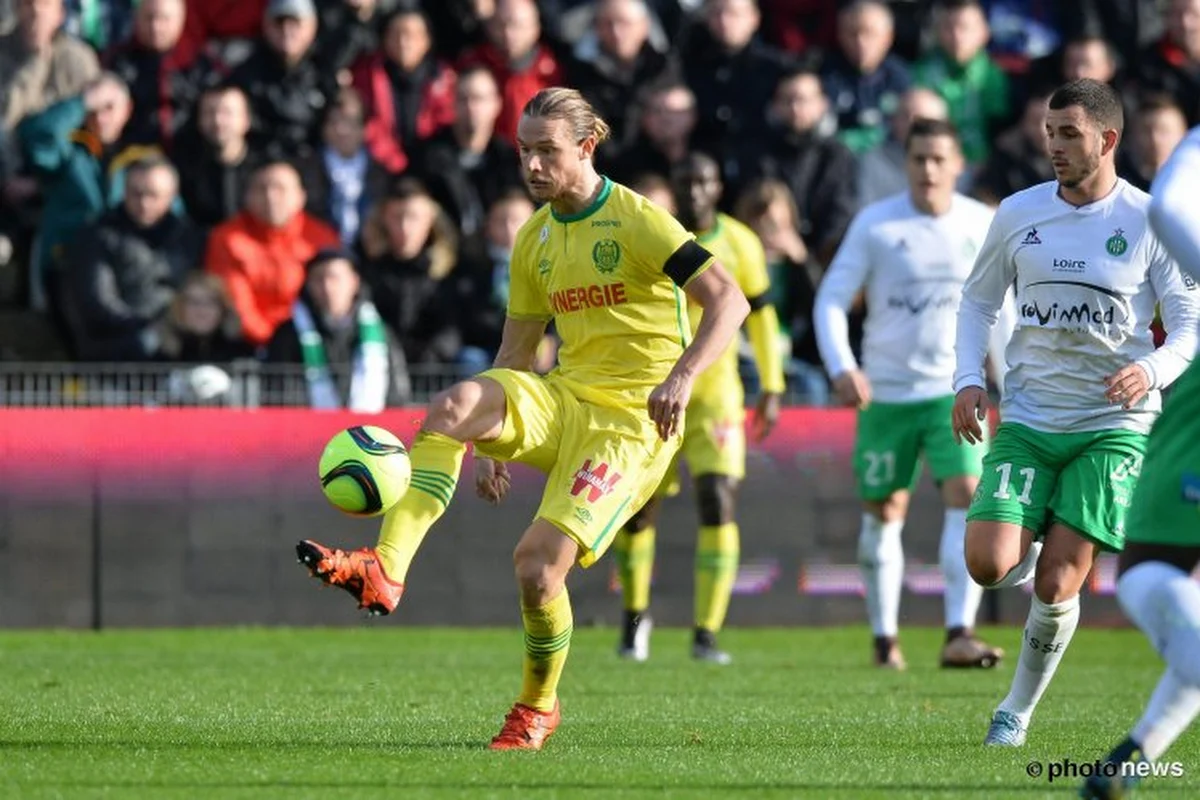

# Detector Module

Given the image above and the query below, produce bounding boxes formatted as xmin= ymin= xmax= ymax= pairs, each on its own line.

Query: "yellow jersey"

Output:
xmin=688 ymin=213 xmax=783 ymax=407
xmin=508 ymin=177 xmax=715 ymax=408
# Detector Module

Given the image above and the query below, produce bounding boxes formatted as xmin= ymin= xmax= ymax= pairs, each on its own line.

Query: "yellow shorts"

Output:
xmin=474 ymin=368 xmax=681 ymax=567
xmin=657 ymin=402 xmax=746 ymax=497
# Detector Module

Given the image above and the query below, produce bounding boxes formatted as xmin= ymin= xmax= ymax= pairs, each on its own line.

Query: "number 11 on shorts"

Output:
xmin=993 ymin=462 xmax=1036 ymax=505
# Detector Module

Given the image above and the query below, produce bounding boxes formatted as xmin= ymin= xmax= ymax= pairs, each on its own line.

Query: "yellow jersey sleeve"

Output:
xmin=635 ymin=198 xmax=715 ymax=287
xmin=728 ymin=218 xmax=771 ymax=304
xmin=506 ymin=213 xmax=553 ymax=322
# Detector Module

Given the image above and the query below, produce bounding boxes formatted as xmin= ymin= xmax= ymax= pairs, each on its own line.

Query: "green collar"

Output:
xmin=551 ymin=176 xmax=613 ymax=223
xmin=696 ymin=215 xmax=723 ymax=243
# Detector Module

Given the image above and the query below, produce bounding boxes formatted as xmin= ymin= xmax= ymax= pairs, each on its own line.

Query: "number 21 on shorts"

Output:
xmin=993 ymin=462 xmax=1036 ymax=505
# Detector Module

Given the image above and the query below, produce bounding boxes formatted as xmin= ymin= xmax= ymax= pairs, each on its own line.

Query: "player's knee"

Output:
xmin=696 ymin=474 xmax=738 ymax=526
xmin=1032 ymin=560 xmax=1084 ymax=604
xmin=512 ymin=542 xmax=563 ymax=603
xmin=940 ymin=477 xmax=976 ymax=509
xmin=867 ymin=494 xmax=907 ymax=524
xmin=966 ymin=555 xmax=1005 ymax=588
xmin=426 ymin=381 xmax=494 ymax=436
xmin=964 ymin=527 xmax=1010 ymax=586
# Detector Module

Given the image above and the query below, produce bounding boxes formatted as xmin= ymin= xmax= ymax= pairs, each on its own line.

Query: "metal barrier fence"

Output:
xmin=0 ymin=361 xmax=829 ymax=407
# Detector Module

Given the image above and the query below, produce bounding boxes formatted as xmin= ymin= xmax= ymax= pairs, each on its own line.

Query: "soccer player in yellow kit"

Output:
xmin=614 ymin=153 xmax=785 ymax=664
xmin=295 ymin=89 xmax=750 ymax=750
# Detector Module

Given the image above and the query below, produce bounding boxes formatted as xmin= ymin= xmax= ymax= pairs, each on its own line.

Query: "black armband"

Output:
xmin=663 ymin=240 xmax=713 ymax=287
xmin=746 ymin=292 xmax=771 ymax=311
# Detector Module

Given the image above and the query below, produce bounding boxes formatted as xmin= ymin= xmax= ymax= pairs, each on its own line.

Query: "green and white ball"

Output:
xmin=318 ymin=425 xmax=412 ymax=517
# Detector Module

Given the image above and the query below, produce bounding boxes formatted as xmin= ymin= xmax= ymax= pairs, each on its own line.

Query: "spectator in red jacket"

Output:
xmin=175 ymin=0 xmax=269 ymax=69
xmin=204 ymin=159 xmax=340 ymax=346
xmin=457 ymin=0 xmax=563 ymax=144
xmin=351 ymin=5 xmax=456 ymax=174
xmin=105 ymin=0 xmax=225 ymax=151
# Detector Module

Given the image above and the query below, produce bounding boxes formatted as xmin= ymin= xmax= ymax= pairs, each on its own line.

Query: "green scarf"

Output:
xmin=292 ymin=299 xmax=390 ymax=412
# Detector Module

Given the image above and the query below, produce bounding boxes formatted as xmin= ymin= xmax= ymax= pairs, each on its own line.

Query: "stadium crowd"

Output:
xmin=0 ymin=0 xmax=1191 ymax=408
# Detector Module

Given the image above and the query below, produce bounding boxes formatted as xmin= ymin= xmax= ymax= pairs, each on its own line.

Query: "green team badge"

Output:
xmin=592 ymin=239 xmax=621 ymax=274
xmin=1106 ymin=228 xmax=1128 ymax=257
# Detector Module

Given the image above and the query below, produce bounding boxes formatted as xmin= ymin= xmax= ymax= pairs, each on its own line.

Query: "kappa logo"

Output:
xmin=570 ymin=459 xmax=623 ymax=503
xmin=1022 ymin=227 xmax=1041 ymax=245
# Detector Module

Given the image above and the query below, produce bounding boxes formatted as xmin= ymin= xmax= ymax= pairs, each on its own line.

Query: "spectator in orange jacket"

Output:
xmin=204 ymin=158 xmax=339 ymax=346
xmin=457 ymin=0 xmax=562 ymax=145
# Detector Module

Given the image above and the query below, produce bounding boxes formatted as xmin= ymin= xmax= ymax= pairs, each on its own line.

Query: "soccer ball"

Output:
xmin=318 ymin=425 xmax=411 ymax=517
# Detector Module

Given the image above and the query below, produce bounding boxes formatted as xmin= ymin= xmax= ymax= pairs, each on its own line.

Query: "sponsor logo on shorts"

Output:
xmin=571 ymin=459 xmax=623 ymax=503
xmin=548 ymin=283 xmax=627 ymax=314
xmin=711 ymin=419 xmax=738 ymax=451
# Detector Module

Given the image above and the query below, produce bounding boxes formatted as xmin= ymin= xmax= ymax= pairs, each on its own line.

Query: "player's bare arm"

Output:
xmin=475 ymin=317 xmax=548 ymax=504
xmin=649 ymin=261 xmax=749 ymax=441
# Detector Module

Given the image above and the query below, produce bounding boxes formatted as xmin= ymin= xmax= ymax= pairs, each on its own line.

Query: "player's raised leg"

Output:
xmin=613 ymin=498 xmax=662 ymax=661
xmin=297 ymin=377 xmax=508 ymax=614
xmin=692 ymin=473 xmax=740 ymax=664
xmin=490 ymin=519 xmax=579 ymax=750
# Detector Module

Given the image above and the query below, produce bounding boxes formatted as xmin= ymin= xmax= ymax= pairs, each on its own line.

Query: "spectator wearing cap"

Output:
xmin=408 ymin=65 xmax=523 ymax=237
xmin=358 ymin=178 xmax=463 ymax=366
xmin=266 ymin=247 xmax=411 ymax=411
xmin=821 ymin=0 xmax=912 ymax=155
xmin=567 ymin=0 xmax=677 ymax=150
xmin=62 ymin=156 xmax=205 ymax=359
xmin=176 ymin=83 xmax=258 ymax=230
xmin=457 ymin=0 xmax=563 ymax=145
xmin=18 ymin=71 xmax=161 ymax=310
xmin=912 ymin=0 xmax=1011 ymax=165
xmin=299 ymin=87 xmax=390 ymax=247
xmin=105 ymin=0 xmax=225 ymax=152
xmin=350 ymin=4 xmax=456 ymax=174
xmin=230 ymin=0 xmax=338 ymax=158
xmin=678 ymin=0 xmax=794 ymax=171
xmin=204 ymin=158 xmax=340 ymax=346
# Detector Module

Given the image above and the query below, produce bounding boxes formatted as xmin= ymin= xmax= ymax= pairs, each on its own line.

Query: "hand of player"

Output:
xmin=952 ymin=386 xmax=992 ymax=445
xmin=751 ymin=392 xmax=782 ymax=442
xmin=648 ymin=372 xmax=693 ymax=441
xmin=474 ymin=456 xmax=511 ymax=504
xmin=832 ymin=370 xmax=871 ymax=409
xmin=1104 ymin=363 xmax=1151 ymax=409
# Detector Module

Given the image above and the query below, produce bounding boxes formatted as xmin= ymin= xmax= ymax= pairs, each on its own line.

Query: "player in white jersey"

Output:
xmin=816 ymin=118 xmax=1006 ymax=670
xmin=1081 ymin=127 xmax=1200 ymax=799
xmin=952 ymin=79 xmax=1200 ymax=747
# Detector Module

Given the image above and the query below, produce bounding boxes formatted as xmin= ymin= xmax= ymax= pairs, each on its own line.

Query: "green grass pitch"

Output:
xmin=1 ymin=627 xmax=1197 ymax=799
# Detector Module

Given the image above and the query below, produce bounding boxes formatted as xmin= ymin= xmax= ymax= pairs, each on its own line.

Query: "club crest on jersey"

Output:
xmin=592 ymin=239 xmax=621 ymax=274
xmin=1106 ymin=228 xmax=1128 ymax=257
xmin=1022 ymin=227 xmax=1041 ymax=245
xmin=570 ymin=459 xmax=623 ymax=503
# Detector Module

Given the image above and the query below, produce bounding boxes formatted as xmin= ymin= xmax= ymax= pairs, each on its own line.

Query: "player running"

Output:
xmin=612 ymin=152 xmax=785 ymax=665
xmin=296 ymin=88 xmax=750 ymax=751
xmin=952 ymin=79 xmax=1200 ymax=747
xmin=1081 ymin=127 xmax=1200 ymax=799
xmin=814 ymin=118 xmax=1007 ymax=671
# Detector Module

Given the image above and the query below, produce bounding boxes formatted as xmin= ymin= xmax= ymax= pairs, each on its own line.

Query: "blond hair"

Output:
xmin=522 ymin=87 xmax=612 ymax=144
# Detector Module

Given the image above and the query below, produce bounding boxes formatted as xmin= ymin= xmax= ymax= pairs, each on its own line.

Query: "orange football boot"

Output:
xmin=489 ymin=701 xmax=561 ymax=751
xmin=296 ymin=540 xmax=404 ymax=616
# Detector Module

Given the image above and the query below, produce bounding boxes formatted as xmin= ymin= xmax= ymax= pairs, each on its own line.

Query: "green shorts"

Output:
xmin=1125 ymin=363 xmax=1200 ymax=548
xmin=967 ymin=422 xmax=1148 ymax=552
xmin=853 ymin=396 xmax=986 ymax=501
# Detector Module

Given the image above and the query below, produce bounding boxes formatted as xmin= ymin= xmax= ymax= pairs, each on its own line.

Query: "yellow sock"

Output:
xmin=375 ymin=431 xmax=466 ymax=581
xmin=519 ymin=588 xmax=573 ymax=712
xmin=694 ymin=523 xmax=740 ymax=632
xmin=613 ymin=525 xmax=655 ymax=612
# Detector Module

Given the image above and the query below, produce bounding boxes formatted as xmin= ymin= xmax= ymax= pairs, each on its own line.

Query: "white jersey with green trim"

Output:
xmin=955 ymin=179 xmax=1200 ymax=434
xmin=816 ymin=192 xmax=996 ymax=403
